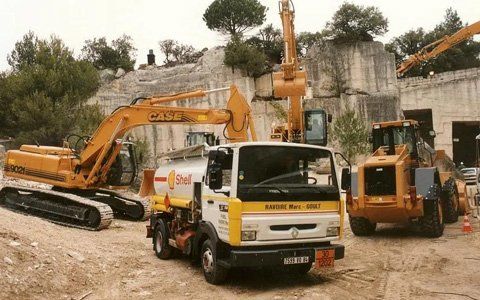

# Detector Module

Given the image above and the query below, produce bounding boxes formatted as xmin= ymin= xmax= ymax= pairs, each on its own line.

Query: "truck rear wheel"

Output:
xmin=154 ymin=219 xmax=173 ymax=259
xmin=420 ymin=199 xmax=444 ymax=238
xmin=443 ymin=187 xmax=459 ymax=223
xmin=201 ymin=239 xmax=228 ymax=285
xmin=349 ymin=216 xmax=376 ymax=236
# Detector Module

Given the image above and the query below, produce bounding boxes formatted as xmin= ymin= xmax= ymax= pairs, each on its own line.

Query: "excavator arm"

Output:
xmin=273 ymin=0 xmax=307 ymax=141
xmin=79 ymin=85 xmax=256 ymax=186
xmin=397 ymin=21 xmax=480 ymax=76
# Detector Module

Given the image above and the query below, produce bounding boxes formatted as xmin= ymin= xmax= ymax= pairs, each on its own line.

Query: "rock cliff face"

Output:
xmin=88 ymin=47 xmax=255 ymax=158
xmin=252 ymin=42 xmax=400 ymax=141
xmin=88 ymin=42 xmax=400 ymax=161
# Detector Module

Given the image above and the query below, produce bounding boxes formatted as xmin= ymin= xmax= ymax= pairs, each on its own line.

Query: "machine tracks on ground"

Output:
xmin=93 ymin=189 xmax=150 ymax=221
xmin=0 ymin=184 xmax=113 ymax=230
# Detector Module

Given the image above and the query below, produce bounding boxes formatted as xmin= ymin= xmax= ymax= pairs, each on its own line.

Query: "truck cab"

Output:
xmin=148 ymin=142 xmax=345 ymax=284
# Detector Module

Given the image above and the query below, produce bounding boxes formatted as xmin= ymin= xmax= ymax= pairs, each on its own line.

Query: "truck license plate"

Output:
xmin=284 ymin=256 xmax=309 ymax=265
xmin=315 ymin=249 xmax=335 ymax=268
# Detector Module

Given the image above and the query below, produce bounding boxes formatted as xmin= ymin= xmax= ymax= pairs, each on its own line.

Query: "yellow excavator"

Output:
xmin=1 ymin=85 xmax=256 ymax=230
xmin=397 ymin=20 xmax=480 ymax=76
xmin=270 ymin=0 xmax=330 ymax=146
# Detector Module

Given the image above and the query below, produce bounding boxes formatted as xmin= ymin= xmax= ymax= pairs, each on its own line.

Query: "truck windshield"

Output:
xmin=237 ymin=146 xmax=339 ymax=201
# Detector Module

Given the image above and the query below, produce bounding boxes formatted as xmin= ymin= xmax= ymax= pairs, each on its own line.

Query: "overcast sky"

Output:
xmin=0 ymin=0 xmax=479 ymax=71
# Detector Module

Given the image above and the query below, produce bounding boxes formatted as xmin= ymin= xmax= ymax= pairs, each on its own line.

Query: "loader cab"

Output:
xmin=304 ymin=109 xmax=330 ymax=146
xmin=371 ymin=121 xmax=419 ymax=156
xmin=106 ymin=142 xmax=137 ymax=187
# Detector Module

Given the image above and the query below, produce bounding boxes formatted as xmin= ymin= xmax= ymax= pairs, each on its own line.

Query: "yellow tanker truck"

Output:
xmin=144 ymin=141 xmax=347 ymax=284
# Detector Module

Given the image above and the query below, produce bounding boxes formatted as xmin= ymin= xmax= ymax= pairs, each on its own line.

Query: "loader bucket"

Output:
xmin=139 ymin=169 xmax=156 ymax=197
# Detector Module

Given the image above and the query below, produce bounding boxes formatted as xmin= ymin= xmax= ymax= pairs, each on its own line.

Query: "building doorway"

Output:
xmin=452 ymin=121 xmax=480 ymax=167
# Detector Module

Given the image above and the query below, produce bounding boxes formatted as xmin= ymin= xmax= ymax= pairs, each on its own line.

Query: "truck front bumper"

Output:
xmin=221 ymin=242 xmax=344 ymax=268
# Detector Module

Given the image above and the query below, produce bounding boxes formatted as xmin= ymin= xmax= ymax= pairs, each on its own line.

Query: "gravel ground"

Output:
xmin=1 ymin=170 xmax=480 ymax=300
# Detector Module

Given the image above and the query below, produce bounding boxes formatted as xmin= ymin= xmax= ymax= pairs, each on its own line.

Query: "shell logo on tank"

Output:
xmin=168 ymin=170 xmax=176 ymax=190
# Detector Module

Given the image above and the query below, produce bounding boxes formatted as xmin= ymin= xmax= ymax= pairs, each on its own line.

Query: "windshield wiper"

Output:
xmin=249 ymin=184 xmax=288 ymax=194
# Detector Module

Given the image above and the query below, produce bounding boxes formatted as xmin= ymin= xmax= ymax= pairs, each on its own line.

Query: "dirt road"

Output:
xmin=1 ymin=174 xmax=480 ymax=299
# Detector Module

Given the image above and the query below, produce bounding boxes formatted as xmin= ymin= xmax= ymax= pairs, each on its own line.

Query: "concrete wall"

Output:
xmin=399 ymin=67 xmax=480 ymax=157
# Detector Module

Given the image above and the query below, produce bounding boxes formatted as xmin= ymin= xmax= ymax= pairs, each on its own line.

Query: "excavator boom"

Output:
xmin=397 ymin=21 xmax=480 ymax=76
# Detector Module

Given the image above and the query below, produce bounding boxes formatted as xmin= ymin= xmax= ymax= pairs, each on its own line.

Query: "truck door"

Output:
xmin=202 ymin=150 xmax=234 ymax=243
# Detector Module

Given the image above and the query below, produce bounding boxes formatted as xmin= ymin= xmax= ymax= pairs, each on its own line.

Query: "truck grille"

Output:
xmin=365 ymin=166 xmax=396 ymax=195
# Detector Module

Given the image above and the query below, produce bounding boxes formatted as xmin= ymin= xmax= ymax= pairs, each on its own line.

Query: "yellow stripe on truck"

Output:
xmin=242 ymin=201 xmax=339 ymax=213
xmin=228 ymin=199 xmax=242 ymax=246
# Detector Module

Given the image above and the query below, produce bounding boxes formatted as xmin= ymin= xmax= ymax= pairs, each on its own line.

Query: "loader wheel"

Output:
xmin=443 ymin=188 xmax=459 ymax=223
xmin=201 ymin=239 xmax=228 ymax=285
xmin=420 ymin=199 xmax=444 ymax=238
xmin=154 ymin=219 xmax=173 ymax=259
xmin=349 ymin=216 xmax=376 ymax=236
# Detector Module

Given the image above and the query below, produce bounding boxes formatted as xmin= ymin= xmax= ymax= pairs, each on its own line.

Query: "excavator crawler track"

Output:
xmin=89 ymin=189 xmax=150 ymax=221
xmin=0 ymin=184 xmax=113 ymax=230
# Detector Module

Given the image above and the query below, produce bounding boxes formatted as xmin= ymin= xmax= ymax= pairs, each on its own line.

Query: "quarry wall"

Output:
xmin=88 ymin=42 xmax=400 ymax=161
xmin=88 ymin=42 xmax=480 ymax=164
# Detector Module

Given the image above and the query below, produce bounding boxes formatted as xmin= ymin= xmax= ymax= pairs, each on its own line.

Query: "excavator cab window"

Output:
xmin=106 ymin=142 xmax=137 ymax=187
xmin=304 ymin=110 xmax=328 ymax=146
xmin=186 ymin=132 xmax=217 ymax=147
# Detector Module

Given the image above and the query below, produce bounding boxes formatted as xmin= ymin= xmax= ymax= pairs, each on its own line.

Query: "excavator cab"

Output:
xmin=106 ymin=142 xmax=137 ymax=187
xmin=185 ymin=132 xmax=219 ymax=147
xmin=304 ymin=109 xmax=329 ymax=146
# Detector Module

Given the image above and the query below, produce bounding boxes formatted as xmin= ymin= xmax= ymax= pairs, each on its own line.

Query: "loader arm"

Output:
xmin=397 ymin=21 xmax=480 ymax=76
xmin=79 ymin=85 xmax=256 ymax=186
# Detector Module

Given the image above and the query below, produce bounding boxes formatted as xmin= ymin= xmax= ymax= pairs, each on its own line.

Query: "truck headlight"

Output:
xmin=326 ymin=226 xmax=340 ymax=237
xmin=241 ymin=230 xmax=256 ymax=241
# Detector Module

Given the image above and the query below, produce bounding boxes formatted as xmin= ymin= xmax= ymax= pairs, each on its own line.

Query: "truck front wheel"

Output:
xmin=420 ymin=199 xmax=444 ymax=238
xmin=154 ymin=219 xmax=173 ymax=259
xmin=349 ymin=216 xmax=376 ymax=236
xmin=201 ymin=239 xmax=228 ymax=285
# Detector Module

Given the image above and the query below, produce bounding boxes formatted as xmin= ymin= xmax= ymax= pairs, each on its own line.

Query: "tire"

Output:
xmin=154 ymin=219 xmax=173 ymax=259
xmin=442 ymin=185 xmax=459 ymax=223
xmin=349 ymin=216 xmax=376 ymax=236
xmin=420 ymin=199 xmax=444 ymax=238
xmin=286 ymin=263 xmax=312 ymax=275
xmin=201 ymin=239 xmax=228 ymax=285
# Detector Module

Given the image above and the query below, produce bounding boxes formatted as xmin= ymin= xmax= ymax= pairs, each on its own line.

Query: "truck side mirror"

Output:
xmin=341 ymin=167 xmax=351 ymax=190
xmin=207 ymin=150 xmax=226 ymax=190
xmin=327 ymin=114 xmax=333 ymax=123
xmin=208 ymin=162 xmax=223 ymax=190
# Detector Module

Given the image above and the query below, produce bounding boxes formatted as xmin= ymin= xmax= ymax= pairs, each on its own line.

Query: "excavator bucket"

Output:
xmin=139 ymin=169 xmax=156 ymax=197
xmin=273 ymin=70 xmax=307 ymax=98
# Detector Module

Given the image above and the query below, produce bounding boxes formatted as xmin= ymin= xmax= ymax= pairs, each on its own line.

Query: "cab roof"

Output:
xmin=371 ymin=119 xmax=419 ymax=128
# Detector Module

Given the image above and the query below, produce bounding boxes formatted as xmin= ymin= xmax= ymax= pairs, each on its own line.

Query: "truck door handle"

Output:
xmin=207 ymin=200 xmax=214 ymax=204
